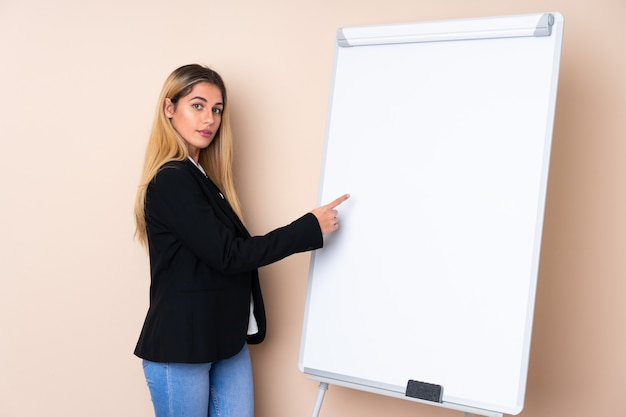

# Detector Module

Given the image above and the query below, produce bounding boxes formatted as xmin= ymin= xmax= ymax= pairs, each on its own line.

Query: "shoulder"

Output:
xmin=151 ymin=160 xmax=196 ymax=189
xmin=155 ymin=160 xmax=195 ymax=179
xmin=159 ymin=159 xmax=192 ymax=174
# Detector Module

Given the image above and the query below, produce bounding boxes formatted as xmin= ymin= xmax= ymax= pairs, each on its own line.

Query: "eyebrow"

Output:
xmin=189 ymin=96 xmax=224 ymax=106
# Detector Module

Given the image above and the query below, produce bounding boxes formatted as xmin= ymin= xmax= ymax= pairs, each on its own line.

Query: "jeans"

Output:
xmin=142 ymin=344 xmax=253 ymax=417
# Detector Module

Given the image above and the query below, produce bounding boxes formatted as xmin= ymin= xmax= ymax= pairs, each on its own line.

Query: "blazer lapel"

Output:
xmin=185 ymin=159 xmax=250 ymax=237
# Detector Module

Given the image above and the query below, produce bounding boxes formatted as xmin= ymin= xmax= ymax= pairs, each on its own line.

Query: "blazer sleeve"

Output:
xmin=146 ymin=165 xmax=323 ymax=274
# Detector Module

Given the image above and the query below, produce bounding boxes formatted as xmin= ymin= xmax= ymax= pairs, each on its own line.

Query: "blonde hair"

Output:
xmin=134 ymin=64 xmax=245 ymax=247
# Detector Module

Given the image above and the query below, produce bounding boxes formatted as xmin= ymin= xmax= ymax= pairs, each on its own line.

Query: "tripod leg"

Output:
xmin=310 ymin=382 xmax=329 ymax=417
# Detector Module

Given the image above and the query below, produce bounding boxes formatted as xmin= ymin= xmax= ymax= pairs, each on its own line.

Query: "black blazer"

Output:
xmin=134 ymin=159 xmax=323 ymax=363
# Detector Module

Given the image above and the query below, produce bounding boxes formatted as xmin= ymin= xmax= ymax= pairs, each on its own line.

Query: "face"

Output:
xmin=164 ymin=82 xmax=224 ymax=161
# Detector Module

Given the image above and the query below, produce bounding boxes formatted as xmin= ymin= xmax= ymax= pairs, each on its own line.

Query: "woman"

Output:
xmin=133 ymin=64 xmax=348 ymax=417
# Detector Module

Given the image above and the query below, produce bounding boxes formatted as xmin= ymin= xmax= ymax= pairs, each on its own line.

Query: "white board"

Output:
xmin=299 ymin=12 xmax=563 ymax=416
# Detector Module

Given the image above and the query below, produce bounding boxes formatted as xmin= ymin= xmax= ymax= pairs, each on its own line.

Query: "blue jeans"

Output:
xmin=142 ymin=344 xmax=253 ymax=417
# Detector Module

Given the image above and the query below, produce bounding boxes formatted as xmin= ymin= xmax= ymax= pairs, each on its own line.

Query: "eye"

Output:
xmin=212 ymin=107 xmax=223 ymax=115
xmin=192 ymin=103 xmax=204 ymax=110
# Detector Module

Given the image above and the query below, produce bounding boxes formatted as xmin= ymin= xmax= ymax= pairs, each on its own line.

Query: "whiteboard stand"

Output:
xmin=308 ymin=376 xmax=503 ymax=417
xmin=310 ymin=381 xmax=328 ymax=417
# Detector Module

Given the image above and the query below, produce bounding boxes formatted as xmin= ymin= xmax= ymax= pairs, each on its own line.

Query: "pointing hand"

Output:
xmin=311 ymin=194 xmax=350 ymax=235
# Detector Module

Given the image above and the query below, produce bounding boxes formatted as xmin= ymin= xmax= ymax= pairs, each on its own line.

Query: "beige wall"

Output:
xmin=1 ymin=1 xmax=624 ymax=416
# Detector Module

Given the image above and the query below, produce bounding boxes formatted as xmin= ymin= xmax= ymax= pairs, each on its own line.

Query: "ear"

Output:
xmin=163 ymin=98 xmax=175 ymax=118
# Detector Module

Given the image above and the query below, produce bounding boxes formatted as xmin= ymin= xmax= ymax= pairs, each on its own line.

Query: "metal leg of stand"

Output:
xmin=310 ymin=382 xmax=329 ymax=417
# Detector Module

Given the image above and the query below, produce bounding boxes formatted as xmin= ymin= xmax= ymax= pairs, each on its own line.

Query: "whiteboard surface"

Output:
xmin=299 ymin=13 xmax=563 ymax=415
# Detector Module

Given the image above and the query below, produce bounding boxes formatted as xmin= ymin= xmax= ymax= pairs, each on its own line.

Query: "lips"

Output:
xmin=198 ymin=129 xmax=213 ymax=137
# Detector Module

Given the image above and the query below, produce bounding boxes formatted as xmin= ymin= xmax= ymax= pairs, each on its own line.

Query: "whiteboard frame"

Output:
xmin=299 ymin=12 xmax=563 ymax=416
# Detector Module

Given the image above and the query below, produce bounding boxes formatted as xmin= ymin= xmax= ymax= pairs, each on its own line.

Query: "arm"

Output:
xmin=147 ymin=166 xmax=325 ymax=274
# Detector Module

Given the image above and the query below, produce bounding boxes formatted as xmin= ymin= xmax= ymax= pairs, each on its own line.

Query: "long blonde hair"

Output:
xmin=134 ymin=64 xmax=245 ymax=247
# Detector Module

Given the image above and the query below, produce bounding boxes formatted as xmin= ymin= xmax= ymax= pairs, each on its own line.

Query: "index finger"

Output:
xmin=325 ymin=193 xmax=350 ymax=209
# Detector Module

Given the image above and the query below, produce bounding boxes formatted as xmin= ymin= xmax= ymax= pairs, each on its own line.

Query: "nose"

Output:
xmin=204 ymin=109 xmax=215 ymax=125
